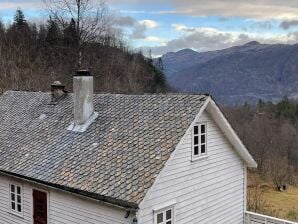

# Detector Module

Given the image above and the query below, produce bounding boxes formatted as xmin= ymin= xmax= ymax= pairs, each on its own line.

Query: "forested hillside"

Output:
xmin=224 ymin=98 xmax=298 ymax=189
xmin=0 ymin=9 xmax=166 ymax=94
xmin=223 ymin=98 xmax=298 ymax=220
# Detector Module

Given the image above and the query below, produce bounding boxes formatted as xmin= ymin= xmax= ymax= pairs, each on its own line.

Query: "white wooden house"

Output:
xmin=0 ymin=70 xmax=283 ymax=224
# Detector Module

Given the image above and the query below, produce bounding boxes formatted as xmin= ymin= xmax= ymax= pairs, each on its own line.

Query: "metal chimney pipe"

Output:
xmin=73 ymin=70 xmax=94 ymax=125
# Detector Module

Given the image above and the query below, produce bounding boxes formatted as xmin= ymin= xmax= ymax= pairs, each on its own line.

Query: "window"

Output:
xmin=155 ymin=207 xmax=174 ymax=224
xmin=9 ymin=183 xmax=23 ymax=215
xmin=193 ymin=123 xmax=207 ymax=157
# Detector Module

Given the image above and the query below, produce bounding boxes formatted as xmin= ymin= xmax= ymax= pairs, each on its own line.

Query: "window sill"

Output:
xmin=8 ymin=211 xmax=24 ymax=219
xmin=191 ymin=155 xmax=208 ymax=162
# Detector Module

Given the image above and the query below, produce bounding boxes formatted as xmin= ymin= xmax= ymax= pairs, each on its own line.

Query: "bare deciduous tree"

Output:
xmin=247 ymin=173 xmax=267 ymax=213
xmin=269 ymin=156 xmax=295 ymax=191
xmin=44 ymin=0 xmax=111 ymax=67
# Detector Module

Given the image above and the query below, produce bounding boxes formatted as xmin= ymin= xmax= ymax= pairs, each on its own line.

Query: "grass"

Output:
xmin=248 ymin=173 xmax=298 ymax=222
xmin=263 ymin=186 xmax=298 ymax=221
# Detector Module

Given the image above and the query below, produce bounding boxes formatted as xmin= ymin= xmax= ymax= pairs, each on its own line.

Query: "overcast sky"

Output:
xmin=2 ymin=0 xmax=298 ymax=56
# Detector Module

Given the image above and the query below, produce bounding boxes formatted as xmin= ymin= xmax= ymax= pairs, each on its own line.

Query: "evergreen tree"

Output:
xmin=145 ymin=51 xmax=167 ymax=92
xmin=46 ymin=18 xmax=61 ymax=46
xmin=157 ymin=57 xmax=164 ymax=71
xmin=0 ymin=20 xmax=5 ymax=37
xmin=243 ymin=102 xmax=250 ymax=110
xmin=63 ymin=19 xmax=78 ymax=47
xmin=14 ymin=9 xmax=27 ymax=28
xmin=257 ymin=99 xmax=265 ymax=110
xmin=7 ymin=9 xmax=31 ymax=45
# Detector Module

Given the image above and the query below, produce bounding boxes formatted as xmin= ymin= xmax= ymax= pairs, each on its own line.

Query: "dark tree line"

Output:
xmin=224 ymin=98 xmax=298 ymax=190
xmin=0 ymin=9 xmax=166 ymax=94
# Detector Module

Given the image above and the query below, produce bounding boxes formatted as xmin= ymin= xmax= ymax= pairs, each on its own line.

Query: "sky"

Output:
xmin=2 ymin=0 xmax=298 ymax=56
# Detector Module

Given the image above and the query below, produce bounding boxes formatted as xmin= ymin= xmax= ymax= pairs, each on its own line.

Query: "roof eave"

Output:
xmin=0 ymin=169 xmax=139 ymax=210
xmin=206 ymin=98 xmax=258 ymax=168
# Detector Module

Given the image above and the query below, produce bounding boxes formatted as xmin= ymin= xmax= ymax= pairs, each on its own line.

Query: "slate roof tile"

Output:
xmin=0 ymin=91 xmax=207 ymax=207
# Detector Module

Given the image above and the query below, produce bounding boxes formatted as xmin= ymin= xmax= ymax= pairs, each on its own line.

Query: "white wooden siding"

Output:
xmin=0 ymin=174 xmax=134 ymax=224
xmin=137 ymin=110 xmax=245 ymax=224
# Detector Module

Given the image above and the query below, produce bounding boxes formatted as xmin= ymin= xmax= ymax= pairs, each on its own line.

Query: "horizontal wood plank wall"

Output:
xmin=0 ymin=174 xmax=134 ymax=224
xmin=0 ymin=174 xmax=32 ymax=224
xmin=49 ymin=190 xmax=133 ymax=224
xmin=138 ymin=110 xmax=245 ymax=224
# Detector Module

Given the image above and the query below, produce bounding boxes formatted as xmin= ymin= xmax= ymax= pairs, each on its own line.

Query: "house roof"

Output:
xmin=0 ymin=91 xmax=208 ymax=209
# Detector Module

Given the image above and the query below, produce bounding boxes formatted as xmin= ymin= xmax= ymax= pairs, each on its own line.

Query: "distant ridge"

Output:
xmin=158 ymin=42 xmax=298 ymax=104
xmin=244 ymin=41 xmax=260 ymax=46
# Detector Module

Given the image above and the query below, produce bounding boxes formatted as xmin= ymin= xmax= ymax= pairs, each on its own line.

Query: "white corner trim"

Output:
xmin=243 ymin=162 xmax=247 ymax=215
xmin=67 ymin=112 xmax=99 ymax=133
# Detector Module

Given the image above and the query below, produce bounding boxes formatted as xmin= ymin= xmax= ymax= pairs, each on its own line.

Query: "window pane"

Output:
xmin=11 ymin=185 xmax=15 ymax=193
xmin=201 ymin=144 xmax=206 ymax=154
xmin=17 ymin=195 xmax=21 ymax=203
xmin=194 ymin=136 xmax=198 ymax=145
xmin=166 ymin=209 xmax=172 ymax=220
xmin=17 ymin=204 xmax=21 ymax=212
xmin=201 ymin=124 xmax=206 ymax=133
xmin=17 ymin=186 xmax=21 ymax=194
xmin=194 ymin=146 xmax=199 ymax=155
xmin=11 ymin=202 xmax=15 ymax=210
xmin=201 ymin=135 xmax=205 ymax=144
xmin=157 ymin=213 xmax=163 ymax=223
xmin=11 ymin=193 xmax=15 ymax=201
xmin=194 ymin=126 xmax=198 ymax=135
xmin=166 ymin=222 xmax=171 ymax=224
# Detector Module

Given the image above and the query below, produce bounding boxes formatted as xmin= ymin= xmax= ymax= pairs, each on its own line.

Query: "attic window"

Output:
xmin=193 ymin=123 xmax=207 ymax=158
xmin=9 ymin=183 xmax=23 ymax=216
xmin=155 ymin=207 xmax=174 ymax=224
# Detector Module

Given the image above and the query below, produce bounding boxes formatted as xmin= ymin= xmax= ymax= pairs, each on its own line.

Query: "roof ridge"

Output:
xmin=2 ymin=90 xmax=210 ymax=97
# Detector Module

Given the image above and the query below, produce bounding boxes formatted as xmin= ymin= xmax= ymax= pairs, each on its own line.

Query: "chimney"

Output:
xmin=73 ymin=70 xmax=94 ymax=125
xmin=67 ymin=70 xmax=98 ymax=132
xmin=50 ymin=81 xmax=67 ymax=104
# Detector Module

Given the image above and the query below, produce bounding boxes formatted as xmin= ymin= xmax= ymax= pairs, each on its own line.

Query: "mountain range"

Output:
xmin=159 ymin=41 xmax=298 ymax=104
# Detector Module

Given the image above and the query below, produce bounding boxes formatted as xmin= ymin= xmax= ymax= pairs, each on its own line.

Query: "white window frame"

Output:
xmin=192 ymin=122 xmax=208 ymax=159
xmin=8 ymin=182 xmax=23 ymax=217
xmin=154 ymin=206 xmax=175 ymax=224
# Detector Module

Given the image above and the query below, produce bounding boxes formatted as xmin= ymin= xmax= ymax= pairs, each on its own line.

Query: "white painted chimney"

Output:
xmin=67 ymin=70 xmax=98 ymax=132
xmin=73 ymin=70 xmax=94 ymax=125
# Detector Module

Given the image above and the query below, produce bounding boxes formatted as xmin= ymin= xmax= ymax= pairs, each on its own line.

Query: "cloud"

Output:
xmin=113 ymin=15 xmax=160 ymax=40
xmin=144 ymin=36 xmax=165 ymax=43
xmin=131 ymin=20 xmax=159 ymax=40
xmin=131 ymin=19 xmax=159 ymax=39
xmin=280 ymin=20 xmax=298 ymax=29
xmin=239 ymin=21 xmax=274 ymax=33
xmin=112 ymin=0 xmax=298 ymax=20
xmin=139 ymin=20 xmax=159 ymax=29
xmin=172 ymin=24 xmax=195 ymax=32
xmin=113 ymin=16 xmax=136 ymax=27
xmin=141 ymin=25 xmax=298 ymax=56
xmin=0 ymin=1 xmax=42 ymax=10
xmin=170 ymin=0 xmax=298 ymax=20
xmin=132 ymin=23 xmax=147 ymax=39
xmin=15 ymin=0 xmax=298 ymax=22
